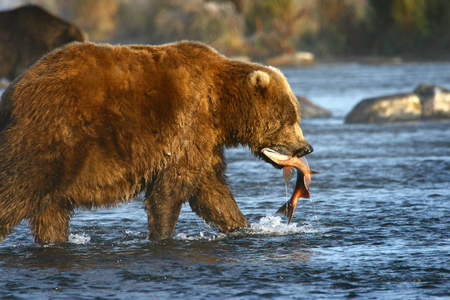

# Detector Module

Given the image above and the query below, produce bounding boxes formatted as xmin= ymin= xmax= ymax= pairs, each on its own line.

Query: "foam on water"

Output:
xmin=174 ymin=214 xmax=320 ymax=241
xmin=248 ymin=214 xmax=319 ymax=235
xmin=68 ymin=233 xmax=91 ymax=244
xmin=175 ymin=230 xmax=227 ymax=242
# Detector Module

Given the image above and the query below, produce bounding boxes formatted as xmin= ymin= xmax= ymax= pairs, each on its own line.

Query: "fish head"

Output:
xmin=261 ymin=148 xmax=311 ymax=174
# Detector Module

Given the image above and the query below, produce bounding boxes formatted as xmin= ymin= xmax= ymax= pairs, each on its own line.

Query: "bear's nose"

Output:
xmin=305 ymin=144 xmax=314 ymax=154
xmin=294 ymin=144 xmax=314 ymax=157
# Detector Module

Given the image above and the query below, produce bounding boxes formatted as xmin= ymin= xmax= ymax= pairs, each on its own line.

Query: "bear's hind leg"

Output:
xmin=29 ymin=199 xmax=74 ymax=244
xmin=0 ymin=198 xmax=33 ymax=243
xmin=145 ymin=194 xmax=183 ymax=241
xmin=144 ymin=176 xmax=184 ymax=241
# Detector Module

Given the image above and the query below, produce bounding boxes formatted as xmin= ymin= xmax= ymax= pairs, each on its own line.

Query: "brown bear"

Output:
xmin=0 ymin=4 xmax=86 ymax=81
xmin=0 ymin=41 xmax=313 ymax=244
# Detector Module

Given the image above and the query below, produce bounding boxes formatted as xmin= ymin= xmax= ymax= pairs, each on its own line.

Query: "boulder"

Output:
xmin=297 ymin=95 xmax=332 ymax=119
xmin=345 ymin=93 xmax=421 ymax=123
xmin=414 ymin=83 xmax=450 ymax=120
xmin=345 ymin=84 xmax=450 ymax=123
xmin=266 ymin=52 xmax=315 ymax=67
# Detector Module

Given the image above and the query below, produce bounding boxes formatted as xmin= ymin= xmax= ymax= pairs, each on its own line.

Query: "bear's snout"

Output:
xmin=293 ymin=143 xmax=314 ymax=157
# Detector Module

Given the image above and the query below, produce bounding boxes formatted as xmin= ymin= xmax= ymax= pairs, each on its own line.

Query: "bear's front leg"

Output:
xmin=189 ymin=169 xmax=250 ymax=233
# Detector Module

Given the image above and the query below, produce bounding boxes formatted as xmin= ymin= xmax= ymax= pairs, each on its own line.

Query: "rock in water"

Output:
xmin=345 ymin=93 xmax=421 ymax=123
xmin=414 ymin=83 xmax=450 ymax=120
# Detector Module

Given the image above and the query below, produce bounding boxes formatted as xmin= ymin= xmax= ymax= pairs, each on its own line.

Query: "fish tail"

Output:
xmin=275 ymin=202 xmax=288 ymax=217
xmin=275 ymin=201 xmax=295 ymax=224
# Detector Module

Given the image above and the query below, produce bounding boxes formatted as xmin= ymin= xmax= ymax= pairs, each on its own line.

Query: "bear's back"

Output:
xmin=17 ymin=41 xmax=223 ymax=88
xmin=0 ymin=41 xmax=228 ymax=152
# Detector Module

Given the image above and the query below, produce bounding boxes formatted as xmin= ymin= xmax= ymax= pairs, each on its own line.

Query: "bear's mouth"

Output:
xmin=262 ymin=144 xmax=313 ymax=159
xmin=266 ymin=146 xmax=291 ymax=157
xmin=259 ymin=141 xmax=314 ymax=170
xmin=261 ymin=147 xmax=299 ymax=169
xmin=260 ymin=144 xmax=314 ymax=170
xmin=259 ymin=146 xmax=293 ymax=169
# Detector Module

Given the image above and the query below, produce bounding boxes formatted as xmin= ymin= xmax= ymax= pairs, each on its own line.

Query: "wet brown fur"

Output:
xmin=0 ymin=41 xmax=311 ymax=243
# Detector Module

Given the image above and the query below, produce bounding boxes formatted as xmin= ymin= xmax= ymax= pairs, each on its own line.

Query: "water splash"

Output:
xmin=68 ymin=233 xmax=91 ymax=244
xmin=174 ymin=214 xmax=320 ymax=241
xmin=175 ymin=231 xmax=226 ymax=242
xmin=248 ymin=214 xmax=319 ymax=236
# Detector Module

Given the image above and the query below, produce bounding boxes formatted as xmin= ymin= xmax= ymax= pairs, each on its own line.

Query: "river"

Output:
xmin=0 ymin=62 xmax=449 ymax=299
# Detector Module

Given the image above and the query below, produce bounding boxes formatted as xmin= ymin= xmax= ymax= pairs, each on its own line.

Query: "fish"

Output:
xmin=261 ymin=148 xmax=318 ymax=224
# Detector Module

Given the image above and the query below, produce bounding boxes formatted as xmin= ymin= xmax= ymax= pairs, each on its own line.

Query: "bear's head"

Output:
xmin=220 ymin=64 xmax=313 ymax=166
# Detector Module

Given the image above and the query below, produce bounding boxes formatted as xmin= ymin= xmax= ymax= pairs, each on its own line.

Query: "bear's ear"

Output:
xmin=248 ymin=70 xmax=270 ymax=90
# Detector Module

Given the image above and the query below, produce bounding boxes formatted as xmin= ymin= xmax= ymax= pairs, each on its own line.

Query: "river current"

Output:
xmin=0 ymin=62 xmax=449 ymax=299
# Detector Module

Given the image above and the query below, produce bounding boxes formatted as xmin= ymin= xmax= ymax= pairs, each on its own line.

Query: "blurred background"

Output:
xmin=1 ymin=0 xmax=449 ymax=62
xmin=0 ymin=2 xmax=449 ymax=298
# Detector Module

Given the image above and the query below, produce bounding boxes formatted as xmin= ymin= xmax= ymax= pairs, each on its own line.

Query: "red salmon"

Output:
xmin=262 ymin=148 xmax=318 ymax=224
